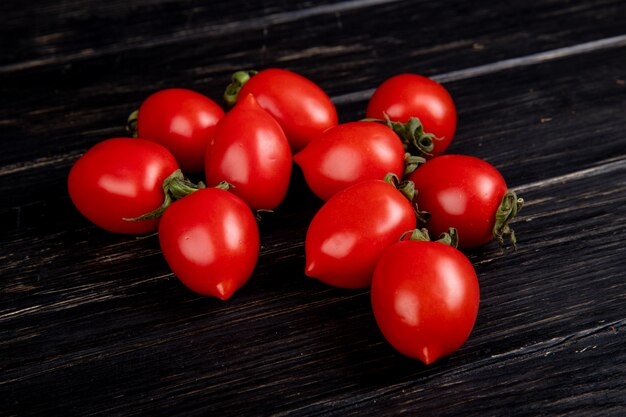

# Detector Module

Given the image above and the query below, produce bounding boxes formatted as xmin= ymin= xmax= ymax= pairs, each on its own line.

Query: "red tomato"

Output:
xmin=304 ymin=179 xmax=416 ymax=288
xmin=408 ymin=155 xmax=522 ymax=248
xmin=366 ymin=74 xmax=456 ymax=157
xmin=205 ymin=94 xmax=292 ymax=210
xmin=225 ymin=68 xmax=338 ymax=152
xmin=371 ymin=239 xmax=480 ymax=364
xmin=68 ymin=138 xmax=179 ymax=234
xmin=293 ymin=122 xmax=406 ymax=201
xmin=135 ymin=88 xmax=224 ymax=172
xmin=158 ymin=187 xmax=259 ymax=300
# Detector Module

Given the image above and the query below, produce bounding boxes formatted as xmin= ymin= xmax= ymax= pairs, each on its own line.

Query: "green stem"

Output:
xmin=224 ymin=70 xmax=258 ymax=107
xmin=384 ymin=173 xmax=415 ymax=201
xmin=435 ymin=228 xmax=459 ymax=248
xmin=363 ymin=113 xmax=442 ymax=157
xmin=126 ymin=110 xmax=139 ymax=138
xmin=384 ymin=173 xmax=430 ymax=224
xmin=124 ymin=170 xmax=229 ymax=221
xmin=400 ymin=227 xmax=458 ymax=248
xmin=404 ymin=152 xmax=427 ymax=177
xmin=493 ymin=190 xmax=524 ymax=249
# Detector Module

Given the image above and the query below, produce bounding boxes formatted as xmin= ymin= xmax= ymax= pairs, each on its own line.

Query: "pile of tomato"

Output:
xmin=68 ymin=69 xmax=523 ymax=365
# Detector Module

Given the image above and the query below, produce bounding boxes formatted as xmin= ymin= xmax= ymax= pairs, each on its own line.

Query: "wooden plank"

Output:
xmin=2 ymin=1 xmax=626 ymax=168
xmin=2 ymin=0 xmax=626 ymax=415
xmin=2 ymin=160 xmax=625 ymax=415
xmin=2 ymin=0 xmax=625 ymax=73
xmin=2 ymin=45 xmax=625 ymax=232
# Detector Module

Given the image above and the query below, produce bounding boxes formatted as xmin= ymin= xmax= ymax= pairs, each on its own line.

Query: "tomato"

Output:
xmin=68 ymin=138 xmax=179 ymax=234
xmin=304 ymin=178 xmax=416 ymax=288
xmin=158 ymin=187 xmax=259 ymax=300
xmin=133 ymin=88 xmax=224 ymax=173
xmin=224 ymin=68 xmax=338 ymax=152
xmin=371 ymin=238 xmax=480 ymax=364
xmin=407 ymin=155 xmax=523 ymax=248
xmin=366 ymin=74 xmax=456 ymax=157
xmin=293 ymin=122 xmax=407 ymax=201
xmin=205 ymin=94 xmax=292 ymax=210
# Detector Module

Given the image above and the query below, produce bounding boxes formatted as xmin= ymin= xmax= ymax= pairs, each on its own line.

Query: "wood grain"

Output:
xmin=1 ymin=0 xmax=625 ymax=415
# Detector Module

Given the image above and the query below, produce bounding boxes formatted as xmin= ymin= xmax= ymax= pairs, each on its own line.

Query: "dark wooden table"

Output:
xmin=2 ymin=1 xmax=625 ymax=415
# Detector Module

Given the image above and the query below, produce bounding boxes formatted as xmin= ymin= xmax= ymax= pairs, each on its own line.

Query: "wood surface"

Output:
xmin=1 ymin=0 xmax=625 ymax=415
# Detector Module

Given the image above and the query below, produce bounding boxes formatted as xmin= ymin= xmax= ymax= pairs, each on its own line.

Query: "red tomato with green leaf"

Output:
xmin=205 ymin=94 xmax=292 ymax=210
xmin=158 ymin=187 xmax=259 ymax=300
xmin=134 ymin=88 xmax=224 ymax=172
xmin=371 ymin=238 xmax=480 ymax=365
xmin=304 ymin=178 xmax=416 ymax=288
xmin=224 ymin=68 xmax=338 ymax=152
xmin=366 ymin=74 xmax=456 ymax=157
xmin=407 ymin=155 xmax=523 ymax=248
xmin=293 ymin=121 xmax=406 ymax=201
xmin=68 ymin=138 xmax=178 ymax=234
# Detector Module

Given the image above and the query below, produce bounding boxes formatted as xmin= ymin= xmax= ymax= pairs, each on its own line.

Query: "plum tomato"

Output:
xmin=304 ymin=177 xmax=417 ymax=288
xmin=132 ymin=88 xmax=224 ymax=172
xmin=158 ymin=187 xmax=260 ymax=300
xmin=224 ymin=68 xmax=338 ymax=152
xmin=205 ymin=93 xmax=292 ymax=210
xmin=407 ymin=155 xmax=523 ymax=248
xmin=371 ymin=235 xmax=480 ymax=364
xmin=293 ymin=121 xmax=407 ymax=201
xmin=366 ymin=74 xmax=456 ymax=157
xmin=68 ymin=138 xmax=179 ymax=234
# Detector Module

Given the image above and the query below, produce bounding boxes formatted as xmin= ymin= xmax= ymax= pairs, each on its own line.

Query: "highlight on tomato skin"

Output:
xmin=370 ymin=240 xmax=480 ymax=365
xmin=205 ymin=93 xmax=292 ymax=211
xmin=366 ymin=73 xmax=457 ymax=157
xmin=134 ymin=88 xmax=224 ymax=173
xmin=67 ymin=138 xmax=179 ymax=234
xmin=293 ymin=121 xmax=406 ymax=201
xmin=158 ymin=187 xmax=260 ymax=300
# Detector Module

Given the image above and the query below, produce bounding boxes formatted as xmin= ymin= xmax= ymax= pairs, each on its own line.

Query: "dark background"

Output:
xmin=1 ymin=0 xmax=625 ymax=415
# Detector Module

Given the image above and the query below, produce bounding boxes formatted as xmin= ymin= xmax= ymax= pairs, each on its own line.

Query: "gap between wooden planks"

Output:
xmin=1 ymin=34 xmax=625 ymax=178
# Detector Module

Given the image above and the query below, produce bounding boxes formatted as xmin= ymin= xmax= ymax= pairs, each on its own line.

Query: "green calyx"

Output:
xmin=404 ymin=152 xmax=427 ymax=176
xmin=224 ymin=70 xmax=258 ymax=107
xmin=383 ymin=173 xmax=430 ymax=225
xmin=363 ymin=113 xmax=442 ymax=157
xmin=126 ymin=110 xmax=139 ymax=138
xmin=493 ymin=190 xmax=524 ymax=249
xmin=384 ymin=173 xmax=415 ymax=201
xmin=124 ymin=170 xmax=230 ymax=222
xmin=400 ymin=227 xmax=459 ymax=248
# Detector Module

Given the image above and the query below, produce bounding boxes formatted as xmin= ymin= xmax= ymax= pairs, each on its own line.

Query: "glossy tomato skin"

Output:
xmin=366 ymin=74 xmax=456 ymax=157
xmin=408 ymin=155 xmax=507 ymax=248
xmin=158 ymin=188 xmax=259 ymax=300
xmin=238 ymin=68 xmax=338 ymax=152
xmin=305 ymin=180 xmax=416 ymax=288
xmin=137 ymin=88 xmax=224 ymax=172
xmin=205 ymin=94 xmax=292 ymax=210
xmin=293 ymin=122 xmax=405 ymax=201
xmin=68 ymin=138 xmax=179 ymax=234
xmin=371 ymin=240 xmax=479 ymax=364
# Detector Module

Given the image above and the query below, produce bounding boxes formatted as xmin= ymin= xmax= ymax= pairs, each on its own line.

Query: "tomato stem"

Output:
xmin=493 ymin=190 xmax=524 ymax=250
xmin=403 ymin=152 xmax=427 ymax=177
xmin=400 ymin=227 xmax=458 ymax=248
xmin=362 ymin=114 xmax=442 ymax=157
xmin=126 ymin=110 xmax=139 ymax=138
xmin=224 ymin=70 xmax=258 ymax=107
xmin=124 ymin=170 xmax=232 ymax=221
xmin=384 ymin=173 xmax=415 ymax=201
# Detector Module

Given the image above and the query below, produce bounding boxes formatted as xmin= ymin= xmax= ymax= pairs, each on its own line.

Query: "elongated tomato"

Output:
xmin=304 ymin=179 xmax=416 ymax=288
xmin=205 ymin=94 xmax=292 ymax=210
